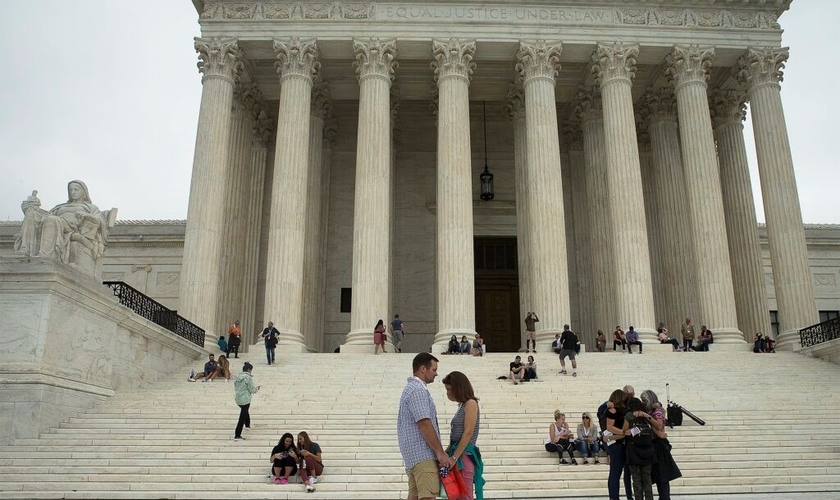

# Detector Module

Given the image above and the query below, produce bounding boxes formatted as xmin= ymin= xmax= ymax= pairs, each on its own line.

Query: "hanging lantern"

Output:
xmin=479 ymin=101 xmax=494 ymax=201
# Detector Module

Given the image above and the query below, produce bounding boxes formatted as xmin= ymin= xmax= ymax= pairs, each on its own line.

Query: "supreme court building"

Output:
xmin=123 ymin=1 xmax=840 ymax=353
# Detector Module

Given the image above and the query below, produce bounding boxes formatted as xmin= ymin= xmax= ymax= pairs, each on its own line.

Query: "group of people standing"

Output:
xmin=398 ymin=353 xmax=485 ymax=500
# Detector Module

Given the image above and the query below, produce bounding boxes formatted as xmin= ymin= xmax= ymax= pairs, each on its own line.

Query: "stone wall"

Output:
xmin=0 ymin=257 xmax=205 ymax=444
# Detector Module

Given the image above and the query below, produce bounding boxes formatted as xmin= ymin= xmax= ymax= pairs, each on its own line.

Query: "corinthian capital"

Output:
xmin=591 ymin=42 xmax=639 ymax=85
xmin=665 ymin=45 xmax=715 ymax=89
xmin=573 ymin=86 xmax=603 ymax=123
xmin=311 ymin=82 xmax=331 ymax=120
xmin=353 ymin=38 xmax=398 ymax=83
xmin=274 ymin=37 xmax=320 ymax=82
xmin=505 ymin=84 xmax=525 ymax=121
xmin=431 ymin=38 xmax=476 ymax=85
xmin=639 ymin=87 xmax=677 ymax=127
xmin=710 ymin=89 xmax=748 ymax=128
xmin=515 ymin=40 xmax=562 ymax=85
xmin=195 ymin=37 xmax=242 ymax=82
xmin=737 ymin=47 xmax=789 ymax=89
xmin=562 ymin=120 xmax=584 ymax=151
xmin=253 ymin=105 xmax=275 ymax=148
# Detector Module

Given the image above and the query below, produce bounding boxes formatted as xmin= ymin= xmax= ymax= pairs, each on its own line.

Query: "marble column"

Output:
xmin=637 ymin=126 xmax=666 ymax=324
xmin=431 ymin=38 xmax=477 ymax=350
xmin=591 ymin=42 xmax=656 ymax=340
xmin=180 ymin=37 xmax=241 ymax=341
xmin=506 ymin=86 xmax=532 ymax=347
xmin=343 ymin=38 xmax=398 ymax=352
xmin=665 ymin=45 xmax=743 ymax=343
xmin=516 ymin=40 xmax=570 ymax=349
xmin=564 ymin=122 xmax=593 ymax=342
xmin=640 ymin=87 xmax=699 ymax=334
xmin=263 ymin=37 xmax=320 ymax=352
xmin=301 ymin=84 xmax=330 ymax=351
xmin=575 ymin=87 xmax=616 ymax=336
xmin=738 ymin=47 xmax=818 ymax=348
xmin=240 ymin=101 xmax=272 ymax=349
xmin=711 ymin=89 xmax=772 ymax=343
xmin=315 ymin=118 xmax=337 ymax=352
xmin=217 ymin=84 xmax=254 ymax=345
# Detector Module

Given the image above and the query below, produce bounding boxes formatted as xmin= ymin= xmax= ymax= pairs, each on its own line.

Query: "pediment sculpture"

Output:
xmin=14 ymin=180 xmax=118 ymax=278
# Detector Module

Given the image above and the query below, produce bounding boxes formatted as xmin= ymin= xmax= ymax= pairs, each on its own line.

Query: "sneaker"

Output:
xmin=188 ymin=378 xmax=195 ymax=382
xmin=560 ymin=370 xmax=567 ymax=375
xmin=274 ymin=477 xmax=281 ymax=484
xmin=234 ymin=436 xmax=245 ymax=441
xmin=310 ymin=477 xmax=317 ymax=485
xmin=571 ymin=459 xmax=578 ymax=465
xmin=560 ymin=459 xmax=569 ymax=465
xmin=202 ymin=379 xmax=207 ymax=382
xmin=280 ymin=478 xmax=288 ymax=485
xmin=594 ymin=459 xmax=601 ymax=464
xmin=533 ymin=350 xmax=537 ymax=353
xmin=306 ymin=485 xmax=315 ymax=492
xmin=572 ymin=372 xmax=577 ymax=377
xmin=582 ymin=459 xmax=588 ymax=465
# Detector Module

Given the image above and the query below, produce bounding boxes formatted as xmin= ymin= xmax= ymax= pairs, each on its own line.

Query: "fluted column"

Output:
xmin=515 ymin=40 xmax=570 ymax=349
xmin=217 ymin=84 xmax=255 ymax=346
xmin=301 ymin=84 xmax=330 ymax=351
xmin=240 ymin=102 xmax=272 ymax=348
xmin=640 ymin=87 xmax=699 ymax=333
xmin=264 ymin=37 xmax=320 ymax=352
xmin=180 ymin=37 xmax=241 ymax=341
xmin=591 ymin=42 xmax=656 ymax=340
xmin=738 ymin=47 xmax=818 ymax=349
xmin=565 ymin=122 xmax=593 ymax=342
xmin=666 ymin=45 xmax=743 ymax=343
xmin=342 ymin=38 xmax=398 ymax=352
xmin=711 ymin=89 xmax=772 ymax=343
xmin=431 ymin=38 xmax=477 ymax=350
xmin=315 ymin=119 xmax=337 ymax=352
xmin=506 ymin=86 xmax=532 ymax=347
xmin=575 ymin=87 xmax=617 ymax=336
xmin=638 ymin=127 xmax=665 ymax=324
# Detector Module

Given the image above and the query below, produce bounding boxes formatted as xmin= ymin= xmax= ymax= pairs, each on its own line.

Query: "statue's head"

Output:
xmin=67 ymin=180 xmax=91 ymax=203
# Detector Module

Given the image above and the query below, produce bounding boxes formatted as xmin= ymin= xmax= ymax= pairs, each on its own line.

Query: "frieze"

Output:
xmin=198 ymin=2 xmax=780 ymax=30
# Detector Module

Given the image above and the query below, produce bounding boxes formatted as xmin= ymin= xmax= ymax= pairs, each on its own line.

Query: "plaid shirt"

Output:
xmin=397 ymin=376 xmax=440 ymax=471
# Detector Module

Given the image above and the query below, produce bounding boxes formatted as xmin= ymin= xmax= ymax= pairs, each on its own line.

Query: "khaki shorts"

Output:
xmin=407 ymin=459 xmax=439 ymax=499
xmin=525 ymin=330 xmax=536 ymax=341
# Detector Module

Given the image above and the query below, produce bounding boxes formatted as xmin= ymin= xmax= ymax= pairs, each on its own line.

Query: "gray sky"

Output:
xmin=1 ymin=1 xmax=837 ymax=223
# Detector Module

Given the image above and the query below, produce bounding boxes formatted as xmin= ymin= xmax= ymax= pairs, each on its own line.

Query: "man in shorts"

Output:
xmin=391 ymin=314 xmax=405 ymax=353
xmin=558 ymin=324 xmax=579 ymax=377
xmin=398 ymin=353 xmax=448 ymax=500
xmin=524 ymin=311 xmax=539 ymax=353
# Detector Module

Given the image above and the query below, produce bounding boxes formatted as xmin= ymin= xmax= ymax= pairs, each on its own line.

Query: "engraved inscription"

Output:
xmin=381 ymin=5 xmax=613 ymax=24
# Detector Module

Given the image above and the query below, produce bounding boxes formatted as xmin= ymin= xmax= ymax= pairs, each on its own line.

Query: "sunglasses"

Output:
xmin=582 ymin=416 xmax=590 ymax=419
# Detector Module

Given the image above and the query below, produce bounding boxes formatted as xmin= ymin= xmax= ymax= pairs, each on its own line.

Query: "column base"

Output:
xmin=775 ymin=330 xmax=802 ymax=352
xmin=710 ymin=328 xmax=747 ymax=345
xmin=277 ymin=328 xmax=308 ymax=353
xmin=342 ymin=328 xmax=395 ymax=353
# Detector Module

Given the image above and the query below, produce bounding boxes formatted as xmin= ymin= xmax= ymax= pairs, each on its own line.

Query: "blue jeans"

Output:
xmin=265 ymin=345 xmax=275 ymax=365
xmin=606 ymin=442 xmax=632 ymax=500
xmin=578 ymin=439 xmax=601 ymax=458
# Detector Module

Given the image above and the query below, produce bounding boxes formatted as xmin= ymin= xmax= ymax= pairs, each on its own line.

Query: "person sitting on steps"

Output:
xmin=545 ymin=410 xmax=577 ymax=465
xmin=270 ymin=432 xmax=299 ymax=485
xmin=509 ymin=355 xmax=526 ymax=385
xmin=297 ymin=431 xmax=324 ymax=493
xmin=626 ymin=326 xmax=643 ymax=354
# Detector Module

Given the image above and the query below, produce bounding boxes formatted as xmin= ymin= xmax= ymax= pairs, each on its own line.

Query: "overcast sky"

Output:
xmin=1 ymin=1 xmax=837 ymax=223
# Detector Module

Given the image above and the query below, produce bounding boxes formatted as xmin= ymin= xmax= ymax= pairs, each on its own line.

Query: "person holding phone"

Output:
xmin=270 ymin=432 xmax=298 ymax=484
xmin=233 ymin=362 xmax=260 ymax=441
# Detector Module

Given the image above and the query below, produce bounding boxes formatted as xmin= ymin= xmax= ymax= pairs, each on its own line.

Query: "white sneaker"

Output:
xmin=188 ymin=378 xmax=195 ymax=382
xmin=310 ymin=477 xmax=317 ymax=485
xmin=306 ymin=485 xmax=315 ymax=492
xmin=572 ymin=371 xmax=577 ymax=377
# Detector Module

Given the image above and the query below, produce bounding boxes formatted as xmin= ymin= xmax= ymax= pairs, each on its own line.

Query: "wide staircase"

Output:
xmin=2 ymin=347 xmax=840 ymax=499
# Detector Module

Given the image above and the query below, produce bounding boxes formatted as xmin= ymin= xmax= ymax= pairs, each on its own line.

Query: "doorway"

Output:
xmin=474 ymin=237 xmax=520 ymax=352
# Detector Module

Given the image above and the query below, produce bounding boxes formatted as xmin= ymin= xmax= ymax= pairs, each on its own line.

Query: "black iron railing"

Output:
xmin=799 ymin=316 xmax=840 ymax=348
xmin=104 ymin=281 xmax=205 ymax=347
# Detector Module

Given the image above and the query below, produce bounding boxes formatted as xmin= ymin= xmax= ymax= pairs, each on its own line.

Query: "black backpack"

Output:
xmin=667 ymin=402 xmax=684 ymax=427
xmin=626 ymin=413 xmax=653 ymax=446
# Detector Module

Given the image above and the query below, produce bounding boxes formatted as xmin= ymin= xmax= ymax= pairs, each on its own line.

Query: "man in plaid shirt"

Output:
xmin=398 ymin=353 xmax=448 ymax=500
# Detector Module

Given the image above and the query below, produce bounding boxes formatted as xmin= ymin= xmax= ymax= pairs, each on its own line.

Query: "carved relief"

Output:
xmin=102 ymin=272 xmax=125 ymax=281
xmin=431 ymin=38 xmax=476 ymax=84
xmin=224 ymin=4 xmax=254 ymax=19
xmin=274 ymin=37 xmax=320 ymax=81
xmin=737 ymin=47 xmax=788 ymax=89
xmin=665 ymin=45 xmax=715 ymax=88
xmin=263 ymin=4 xmax=291 ymax=19
xmin=656 ymin=10 xmax=686 ymax=26
xmin=814 ymin=274 xmax=838 ymax=289
xmin=353 ymin=38 xmax=398 ymax=82
xmin=156 ymin=272 xmax=180 ymax=286
xmin=696 ymin=11 xmax=722 ymax=27
xmin=344 ymin=3 xmax=373 ymax=19
xmin=305 ymin=4 xmax=330 ymax=19
xmin=195 ymin=37 xmax=243 ymax=81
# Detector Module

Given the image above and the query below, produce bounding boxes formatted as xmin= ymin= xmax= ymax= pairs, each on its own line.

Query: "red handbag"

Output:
xmin=439 ymin=465 xmax=469 ymax=500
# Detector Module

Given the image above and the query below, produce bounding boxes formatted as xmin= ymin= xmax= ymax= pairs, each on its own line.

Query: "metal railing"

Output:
xmin=103 ymin=281 xmax=205 ymax=347
xmin=799 ymin=316 xmax=840 ymax=348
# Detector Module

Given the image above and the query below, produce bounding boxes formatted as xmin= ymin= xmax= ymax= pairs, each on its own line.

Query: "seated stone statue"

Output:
xmin=14 ymin=180 xmax=117 ymax=277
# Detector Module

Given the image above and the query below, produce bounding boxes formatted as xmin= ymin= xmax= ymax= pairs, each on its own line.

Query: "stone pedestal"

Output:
xmin=180 ymin=37 xmax=241 ymax=342
xmin=430 ymin=38 xmax=477 ymax=353
xmin=739 ymin=47 xmax=818 ymax=350
xmin=0 ymin=257 xmax=204 ymax=445
xmin=592 ymin=42 xmax=656 ymax=341
xmin=516 ymin=40 xmax=571 ymax=345
xmin=666 ymin=45 xmax=743 ymax=344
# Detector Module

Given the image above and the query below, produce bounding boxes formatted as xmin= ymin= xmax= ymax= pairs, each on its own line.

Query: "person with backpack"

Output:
xmin=622 ymin=397 xmax=656 ymax=500
xmin=641 ymin=390 xmax=681 ymax=500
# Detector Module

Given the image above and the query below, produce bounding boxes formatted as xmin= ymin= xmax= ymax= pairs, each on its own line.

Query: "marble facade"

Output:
xmin=4 ymin=0 xmax=835 ymax=354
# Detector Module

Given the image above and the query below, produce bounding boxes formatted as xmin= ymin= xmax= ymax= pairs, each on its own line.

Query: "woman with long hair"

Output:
xmin=604 ymin=389 xmax=629 ymax=500
xmin=215 ymin=354 xmax=231 ymax=381
xmin=373 ymin=319 xmax=386 ymax=354
xmin=270 ymin=432 xmax=298 ymax=484
xmin=577 ymin=412 xmax=601 ymax=464
xmin=297 ymin=431 xmax=324 ymax=493
xmin=442 ymin=371 xmax=485 ymax=500
xmin=545 ymin=411 xmax=576 ymax=464
xmin=641 ymin=389 xmax=681 ymax=500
